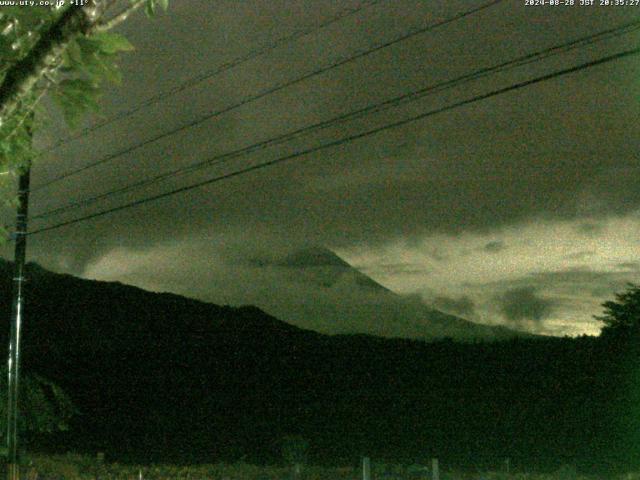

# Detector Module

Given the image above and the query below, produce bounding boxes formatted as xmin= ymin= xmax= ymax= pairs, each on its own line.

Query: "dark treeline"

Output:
xmin=0 ymin=261 xmax=638 ymax=474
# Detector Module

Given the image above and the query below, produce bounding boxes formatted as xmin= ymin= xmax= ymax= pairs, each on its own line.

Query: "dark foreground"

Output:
xmin=6 ymin=454 xmax=637 ymax=480
xmin=2 ymin=263 xmax=640 ymax=473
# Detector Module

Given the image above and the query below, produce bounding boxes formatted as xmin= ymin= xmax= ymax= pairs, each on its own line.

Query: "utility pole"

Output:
xmin=6 ymin=161 xmax=31 ymax=480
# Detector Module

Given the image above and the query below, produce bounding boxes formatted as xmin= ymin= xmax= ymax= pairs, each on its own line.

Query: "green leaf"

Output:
xmin=76 ymin=35 xmax=102 ymax=60
xmin=61 ymin=38 xmax=83 ymax=68
xmin=52 ymin=79 xmax=101 ymax=127
xmin=83 ymin=54 xmax=123 ymax=85
xmin=144 ymin=0 xmax=169 ymax=16
xmin=89 ymin=32 xmax=134 ymax=55
xmin=145 ymin=0 xmax=157 ymax=17
xmin=0 ymin=368 xmax=76 ymax=437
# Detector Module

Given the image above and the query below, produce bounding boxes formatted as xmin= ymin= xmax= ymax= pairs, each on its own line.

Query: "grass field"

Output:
xmin=11 ymin=454 xmax=637 ymax=480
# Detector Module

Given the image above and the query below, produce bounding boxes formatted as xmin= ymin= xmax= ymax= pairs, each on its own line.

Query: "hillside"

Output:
xmin=0 ymin=260 xmax=634 ymax=473
xmin=201 ymin=246 xmax=527 ymax=342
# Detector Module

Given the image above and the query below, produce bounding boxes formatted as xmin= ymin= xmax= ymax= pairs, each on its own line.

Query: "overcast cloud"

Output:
xmin=1 ymin=0 xmax=638 ymax=336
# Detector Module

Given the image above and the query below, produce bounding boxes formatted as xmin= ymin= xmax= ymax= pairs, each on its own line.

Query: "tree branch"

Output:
xmin=5 ymin=86 xmax=48 ymax=142
xmin=95 ymin=0 xmax=146 ymax=33
xmin=0 ymin=1 xmax=110 ymax=128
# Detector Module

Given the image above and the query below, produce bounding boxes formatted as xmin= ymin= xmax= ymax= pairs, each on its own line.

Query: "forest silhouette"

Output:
xmin=0 ymin=261 xmax=638 ymax=475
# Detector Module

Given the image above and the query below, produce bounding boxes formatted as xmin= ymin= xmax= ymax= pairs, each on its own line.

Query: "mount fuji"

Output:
xmin=232 ymin=246 xmax=526 ymax=341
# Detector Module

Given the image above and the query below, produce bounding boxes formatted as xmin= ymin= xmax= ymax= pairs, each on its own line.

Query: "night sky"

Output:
xmin=3 ymin=0 xmax=639 ymax=337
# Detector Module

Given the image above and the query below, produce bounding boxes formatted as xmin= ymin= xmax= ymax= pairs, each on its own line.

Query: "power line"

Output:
xmin=29 ymin=18 xmax=640 ymax=221
xmin=32 ymin=0 xmax=503 ymax=192
xmin=44 ymin=2 xmax=382 ymax=153
xmin=27 ymin=46 xmax=640 ymax=236
xmin=41 ymin=0 xmax=383 ymax=154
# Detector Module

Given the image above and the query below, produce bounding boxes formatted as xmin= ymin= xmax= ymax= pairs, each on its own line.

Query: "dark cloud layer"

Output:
xmin=484 ymin=241 xmax=506 ymax=253
xmin=1 ymin=0 xmax=636 ymax=336
xmin=15 ymin=3 xmax=636 ymax=261
xmin=433 ymin=295 xmax=476 ymax=318
xmin=496 ymin=286 xmax=557 ymax=324
xmin=618 ymin=262 xmax=640 ymax=272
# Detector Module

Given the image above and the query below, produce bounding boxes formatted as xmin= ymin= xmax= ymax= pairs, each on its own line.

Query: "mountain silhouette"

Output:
xmin=0 ymin=259 xmax=626 ymax=473
xmin=278 ymin=246 xmax=391 ymax=292
xmin=237 ymin=246 xmax=526 ymax=341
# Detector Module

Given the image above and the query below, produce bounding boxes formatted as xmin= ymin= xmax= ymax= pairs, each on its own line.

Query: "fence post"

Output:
xmin=431 ymin=458 xmax=439 ymax=480
xmin=362 ymin=457 xmax=371 ymax=480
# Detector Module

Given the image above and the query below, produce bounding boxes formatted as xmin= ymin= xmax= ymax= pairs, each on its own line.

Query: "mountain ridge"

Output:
xmin=0 ymin=258 xmax=624 ymax=472
xmin=236 ymin=246 xmax=528 ymax=341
